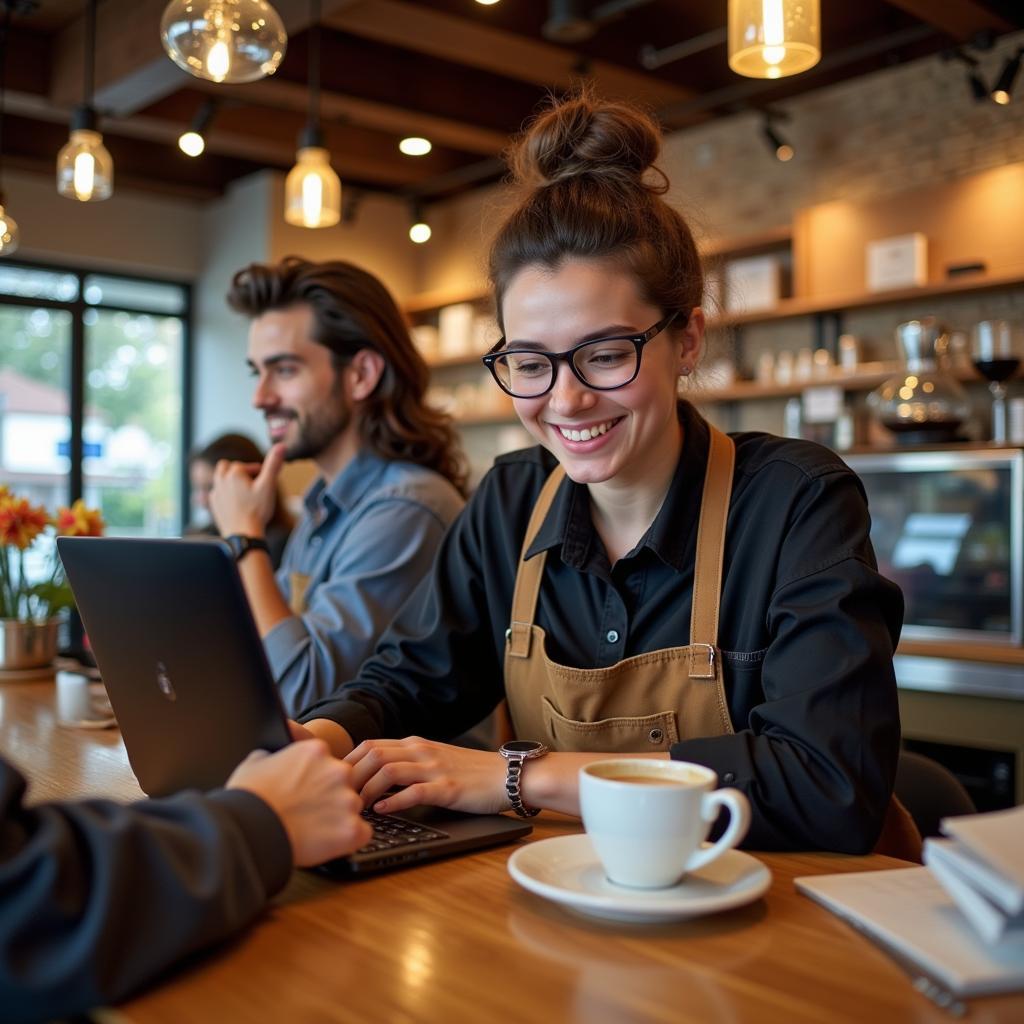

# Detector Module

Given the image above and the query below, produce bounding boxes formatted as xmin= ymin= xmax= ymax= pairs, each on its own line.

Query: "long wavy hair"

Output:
xmin=227 ymin=257 xmax=467 ymax=495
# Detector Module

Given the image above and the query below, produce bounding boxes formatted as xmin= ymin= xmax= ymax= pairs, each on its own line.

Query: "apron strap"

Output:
xmin=688 ymin=424 xmax=736 ymax=679
xmin=507 ymin=466 xmax=565 ymax=658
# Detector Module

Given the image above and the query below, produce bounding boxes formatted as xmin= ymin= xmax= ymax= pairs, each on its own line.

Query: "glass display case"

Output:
xmin=845 ymin=447 xmax=1023 ymax=644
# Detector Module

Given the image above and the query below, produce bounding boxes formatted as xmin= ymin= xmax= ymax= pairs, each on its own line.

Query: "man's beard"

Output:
xmin=280 ymin=380 xmax=352 ymax=462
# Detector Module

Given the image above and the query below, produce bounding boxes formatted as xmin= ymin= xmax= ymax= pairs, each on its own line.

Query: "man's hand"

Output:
xmin=209 ymin=443 xmax=286 ymax=538
xmin=227 ymin=739 xmax=371 ymax=867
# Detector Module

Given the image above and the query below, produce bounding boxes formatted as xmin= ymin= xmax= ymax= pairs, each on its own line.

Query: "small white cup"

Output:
xmin=56 ymin=670 xmax=114 ymax=728
xmin=579 ymin=759 xmax=751 ymax=889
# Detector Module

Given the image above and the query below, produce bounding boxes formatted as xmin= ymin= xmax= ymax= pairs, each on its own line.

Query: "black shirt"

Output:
xmin=301 ymin=402 xmax=904 ymax=853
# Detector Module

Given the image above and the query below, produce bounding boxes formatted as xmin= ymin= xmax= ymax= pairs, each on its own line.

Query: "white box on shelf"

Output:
xmin=410 ymin=324 xmax=439 ymax=361
xmin=437 ymin=303 xmax=476 ymax=359
xmin=866 ymin=233 xmax=928 ymax=292
xmin=723 ymin=255 xmax=781 ymax=314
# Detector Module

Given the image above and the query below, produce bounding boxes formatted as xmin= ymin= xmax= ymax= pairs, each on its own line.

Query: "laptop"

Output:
xmin=57 ymin=536 xmax=532 ymax=876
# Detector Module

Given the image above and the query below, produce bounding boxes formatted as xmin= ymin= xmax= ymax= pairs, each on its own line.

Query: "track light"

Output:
xmin=943 ymin=48 xmax=992 ymax=104
xmin=992 ymin=49 xmax=1022 ymax=105
xmin=178 ymin=98 xmax=218 ymax=157
xmin=762 ymin=115 xmax=793 ymax=162
xmin=409 ymin=202 xmax=430 ymax=244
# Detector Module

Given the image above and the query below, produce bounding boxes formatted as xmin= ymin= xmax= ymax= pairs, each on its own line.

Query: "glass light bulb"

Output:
xmin=409 ymin=222 xmax=432 ymax=244
xmin=179 ymin=130 xmax=206 ymax=156
xmin=56 ymin=128 xmax=114 ymax=202
xmin=284 ymin=147 xmax=341 ymax=228
xmin=160 ymin=0 xmax=287 ymax=84
xmin=206 ymin=38 xmax=231 ymax=81
xmin=728 ymin=0 xmax=820 ymax=79
xmin=0 ymin=204 xmax=19 ymax=256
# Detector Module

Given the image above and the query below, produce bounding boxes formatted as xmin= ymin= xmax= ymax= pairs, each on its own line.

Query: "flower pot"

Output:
xmin=0 ymin=618 xmax=60 ymax=671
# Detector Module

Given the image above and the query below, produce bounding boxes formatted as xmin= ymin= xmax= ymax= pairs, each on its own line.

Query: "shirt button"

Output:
xmin=606 ymin=630 xmax=619 ymax=644
xmin=648 ymin=728 xmax=664 ymax=744
xmin=722 ymin=772 xmax=736 ymax=784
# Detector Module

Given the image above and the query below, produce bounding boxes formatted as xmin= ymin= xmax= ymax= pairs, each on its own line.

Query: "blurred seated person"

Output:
xmin=0 ymin=739 xmax=371 ymax=1023
xmin=186 ymin=432 xmax=293 ymax=569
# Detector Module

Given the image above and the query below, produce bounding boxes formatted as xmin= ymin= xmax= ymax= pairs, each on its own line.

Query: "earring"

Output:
xmin=680 ymin=365 xmax=692 ymax=377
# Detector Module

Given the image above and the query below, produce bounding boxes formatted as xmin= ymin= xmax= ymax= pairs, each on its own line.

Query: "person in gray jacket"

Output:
xmin=209 ymin=257 xmax=466 ymax=716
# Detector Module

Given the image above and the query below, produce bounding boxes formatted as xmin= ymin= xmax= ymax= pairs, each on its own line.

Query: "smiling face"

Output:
xmin=500 ymin=260 xmax=700 ymax=493
xmin=246 ymin=304 xmax=353 ymax=470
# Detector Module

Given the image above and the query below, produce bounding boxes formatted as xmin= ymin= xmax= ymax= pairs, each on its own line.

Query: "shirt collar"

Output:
xmin=522 ymin=401 xmax=712 ymax=572
xmin=302 ymin=449 xmax=389 ymax=516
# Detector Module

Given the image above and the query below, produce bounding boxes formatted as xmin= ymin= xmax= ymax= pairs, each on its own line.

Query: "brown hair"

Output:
xmin=489 ymin=90 xmax=703 ymax=332
xmin=227 ymin=257 xmax=467 ymax=496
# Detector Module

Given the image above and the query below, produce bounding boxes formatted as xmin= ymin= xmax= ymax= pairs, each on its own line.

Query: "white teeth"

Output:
xmin=559 ymin=420 xmax=614 ymax=442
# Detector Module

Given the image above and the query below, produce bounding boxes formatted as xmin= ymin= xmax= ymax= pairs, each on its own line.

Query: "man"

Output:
xmin=1 ymin=739 xmax=371 ymax=1022
xmin=210 ymin=257 xmax=466 ymax=716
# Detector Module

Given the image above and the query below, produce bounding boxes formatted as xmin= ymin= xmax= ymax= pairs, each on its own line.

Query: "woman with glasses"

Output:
xmin=294 ymin=92 xmax=909 ymax=854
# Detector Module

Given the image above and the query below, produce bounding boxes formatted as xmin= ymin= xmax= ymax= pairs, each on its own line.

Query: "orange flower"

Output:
xmin=54 ymin=499 xmax=106 ymax=538
xmin=0 ymin=494 xmax=49 ymax=549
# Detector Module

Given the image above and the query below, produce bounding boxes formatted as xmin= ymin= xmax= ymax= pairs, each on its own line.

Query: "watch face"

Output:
xmin=503 ymin=740 xmax=544 ymax=754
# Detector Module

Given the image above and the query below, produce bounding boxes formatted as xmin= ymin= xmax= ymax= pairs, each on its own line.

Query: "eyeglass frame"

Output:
xmin=481 ymin=310 xmax=685 ymax=399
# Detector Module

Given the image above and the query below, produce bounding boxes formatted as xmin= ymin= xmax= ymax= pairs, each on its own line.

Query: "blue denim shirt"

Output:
xmin=264 ymin=451 xmax=464 ymax=715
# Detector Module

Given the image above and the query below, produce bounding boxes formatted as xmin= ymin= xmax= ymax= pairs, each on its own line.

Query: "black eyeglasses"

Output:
xmin=482 ymin=311 xmax=683 ymax=399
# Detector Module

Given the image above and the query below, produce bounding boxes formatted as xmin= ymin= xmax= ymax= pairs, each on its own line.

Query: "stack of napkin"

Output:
xmin=924 ymin=804 xmax=1024 ymax=946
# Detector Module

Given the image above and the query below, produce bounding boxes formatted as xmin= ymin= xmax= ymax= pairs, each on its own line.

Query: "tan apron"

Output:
xmin=500 ymin=422 xmax=922 ymax=861
xmin=504 ymin=423 xmax=736 ymax=753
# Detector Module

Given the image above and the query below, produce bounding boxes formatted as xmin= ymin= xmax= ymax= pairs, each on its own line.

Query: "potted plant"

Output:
xmin=0 ymin=486 xmax=104 ymax=671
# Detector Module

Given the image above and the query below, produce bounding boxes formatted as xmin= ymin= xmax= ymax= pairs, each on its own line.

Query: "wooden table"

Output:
xmin=2 ymin=679 xmax=1021 ymax=1024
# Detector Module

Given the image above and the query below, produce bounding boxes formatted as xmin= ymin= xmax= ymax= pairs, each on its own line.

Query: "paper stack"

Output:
xmin=924 ymin=804 xmax=1024 ymax=947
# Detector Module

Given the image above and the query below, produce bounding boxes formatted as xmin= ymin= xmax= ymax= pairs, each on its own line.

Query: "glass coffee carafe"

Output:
xmin=868 ymin=317 xmax=971 ymax=444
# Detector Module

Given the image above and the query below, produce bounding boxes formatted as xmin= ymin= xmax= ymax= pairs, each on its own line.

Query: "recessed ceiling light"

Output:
xmin=399 ymin=137 xmax=432 ymax=156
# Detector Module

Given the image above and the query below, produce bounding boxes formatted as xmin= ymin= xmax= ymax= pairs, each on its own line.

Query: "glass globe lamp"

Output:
xmin=728 ymin=0 xmax=820 ymax=79
xmin=56 ymin=108 xmax=113 ymax=202
xmin=0 ymin=203 xmax=19 ymax=256
xmin=284 ymin=142 xmax=341 ymax=228
xmin=161 ymin=0 xmax=287 ymax=84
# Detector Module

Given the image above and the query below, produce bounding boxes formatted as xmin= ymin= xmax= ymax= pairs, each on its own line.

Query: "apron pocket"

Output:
xmin=541 ymin=697 xmax=679 ymax=753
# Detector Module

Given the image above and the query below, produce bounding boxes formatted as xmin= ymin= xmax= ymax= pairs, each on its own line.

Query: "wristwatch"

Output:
xmin=224 ymin=534 xmax=270 ymax=563
xmin=499 ymin=740 xmax=548 ymax=818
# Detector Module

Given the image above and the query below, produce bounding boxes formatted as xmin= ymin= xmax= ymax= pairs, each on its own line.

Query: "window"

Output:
xmin=0 ymin=261 xmax=192 ymax=542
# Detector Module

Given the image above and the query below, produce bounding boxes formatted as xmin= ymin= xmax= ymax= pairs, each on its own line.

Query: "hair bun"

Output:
xmin=511 ymin=92 xmax=664 ymax=192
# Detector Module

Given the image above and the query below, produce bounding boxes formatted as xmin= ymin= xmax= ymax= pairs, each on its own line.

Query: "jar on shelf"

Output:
xmin=867 ymin=317 xmax=970 ymax=444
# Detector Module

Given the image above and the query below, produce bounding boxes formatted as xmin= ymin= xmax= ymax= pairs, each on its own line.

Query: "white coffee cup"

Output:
xmin=56 ymin=670 xmax=114 ymax=729
xmin=579 ymin=759 xmax=751 ymax=889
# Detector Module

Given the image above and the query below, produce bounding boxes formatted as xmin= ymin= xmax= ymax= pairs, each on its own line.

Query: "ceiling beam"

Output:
xmin=191 ymin=79 xmax=509 ymax=156
xmin=881 ymin=0 xmax=1014 ymax=41
xmin=325 ymin=0 xmax=695 ymax=108
xmin=49 ymin=0 xmax=361 ymax=115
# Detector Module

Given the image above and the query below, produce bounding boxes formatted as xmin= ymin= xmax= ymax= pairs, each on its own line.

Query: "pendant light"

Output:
xmin=161 ymin=1 xmax=287 ymax=84
xmin=56 ymin=0 xmax=112 ymax=202
xmin=0 ymin=1 xmax=20 ymax=255
xmin=284 ymin=0 xmax=340 ymax=229
xmin=408 ymin=202 xmax=431 ymax=244
xmin=728 ymin=0 xmax=821 ymax=80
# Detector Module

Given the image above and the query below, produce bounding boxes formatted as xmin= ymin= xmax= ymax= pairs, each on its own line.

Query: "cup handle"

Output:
xmin=685 ymin=787 xmax=751 ymax=873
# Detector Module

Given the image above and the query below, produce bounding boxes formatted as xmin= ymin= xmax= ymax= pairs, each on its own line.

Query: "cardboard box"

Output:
xmin=866 ymin=233 xmax=928 ymax=291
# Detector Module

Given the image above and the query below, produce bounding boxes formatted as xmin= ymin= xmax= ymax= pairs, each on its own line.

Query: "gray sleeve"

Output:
xmin=264 ymin=496 xmax=452 ymax=716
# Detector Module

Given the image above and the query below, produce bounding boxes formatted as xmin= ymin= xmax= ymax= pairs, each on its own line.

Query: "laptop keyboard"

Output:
xmin=356 ymin=809 xmax=450 ymax=854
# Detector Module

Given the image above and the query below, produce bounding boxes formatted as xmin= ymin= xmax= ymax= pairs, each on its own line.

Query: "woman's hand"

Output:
xmin=345 ymin=737 xmax=509 ymax=816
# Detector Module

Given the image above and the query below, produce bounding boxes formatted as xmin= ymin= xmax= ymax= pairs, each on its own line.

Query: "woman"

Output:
xmin=295 ymin=93 xmax=906 ymax=853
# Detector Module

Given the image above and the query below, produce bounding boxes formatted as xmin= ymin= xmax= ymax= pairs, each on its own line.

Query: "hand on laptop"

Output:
xmin=209 ymin=442 xmax=286 ymax=537
xmin=227 ymin=740 xmax=372 ymax=866
xmin=345 ymin=738 xmax=509 ymax=817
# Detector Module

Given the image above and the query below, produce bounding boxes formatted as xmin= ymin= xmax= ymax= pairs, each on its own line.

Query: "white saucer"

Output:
xmin=508 ymin=834 xmax=771 ymax=923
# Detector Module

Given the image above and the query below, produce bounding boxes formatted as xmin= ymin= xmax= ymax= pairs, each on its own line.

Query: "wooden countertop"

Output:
xmin=2 ymin=680 xmax=1021 ymax=1023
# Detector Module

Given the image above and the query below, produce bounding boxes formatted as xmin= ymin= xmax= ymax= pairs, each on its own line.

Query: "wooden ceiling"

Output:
xmin=2 ymin=0 xmax=1021 ymax=204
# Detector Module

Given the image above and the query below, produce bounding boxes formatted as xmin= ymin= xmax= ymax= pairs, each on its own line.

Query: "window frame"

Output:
xmin=0 ymin=257 xmax=194 ymax=527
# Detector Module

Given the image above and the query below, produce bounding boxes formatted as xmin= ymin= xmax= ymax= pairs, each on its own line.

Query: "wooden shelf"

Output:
xmin=427 ymin=352 xmax=489 ymax=370
xmin=457 ymin=410 xmax=518 ymax=427
xmin=707 ymin=270 xmax=1024 ymax=330
xmin=688 ymin=362 xmax=901 ymax=402
xmin=700 ymin=225 xmax=792 ymax=261
xmin=897 ymin=637 xmax=1024 ymax=666
xmin=404 ymin=284 xmax=488 ymax=316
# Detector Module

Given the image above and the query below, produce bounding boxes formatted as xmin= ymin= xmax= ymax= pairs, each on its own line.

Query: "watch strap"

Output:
xmin=504 ymin=753 xmax=540 ymax=818
xmin=226 ymin=534 xmax=270 ymax=563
